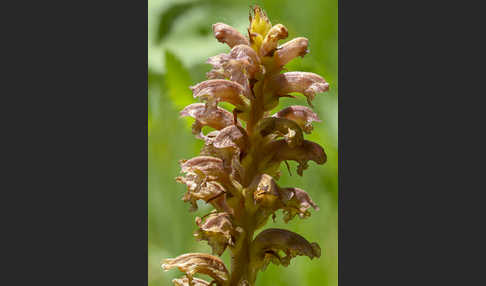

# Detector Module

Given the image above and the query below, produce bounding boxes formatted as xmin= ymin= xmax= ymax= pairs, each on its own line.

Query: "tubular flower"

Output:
xmin=266 ymin=72 xmax=330 ymax=107
xmin=274 ymin=37 xmax=309 ymax=67
xmin=162 ymin=5 xmax=330 ymax=286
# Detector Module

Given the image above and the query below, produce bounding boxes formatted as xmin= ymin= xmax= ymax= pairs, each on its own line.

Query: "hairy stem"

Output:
xmin=229 ymin=79 xmax=266 ymax=286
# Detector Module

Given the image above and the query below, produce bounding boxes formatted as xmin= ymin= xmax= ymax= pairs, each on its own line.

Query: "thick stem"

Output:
xmin=228 ymin=228 xmax=254 ymax=286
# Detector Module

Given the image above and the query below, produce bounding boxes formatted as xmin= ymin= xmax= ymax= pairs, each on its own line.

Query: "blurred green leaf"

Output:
xmin=164 ymin=49 xmax=195 ymax=109
xmin=156 ymin=1 xmax=198 ymax=44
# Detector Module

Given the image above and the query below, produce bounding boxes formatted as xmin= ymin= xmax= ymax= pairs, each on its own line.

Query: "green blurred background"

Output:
xmin=148 ymin=0 xmax=338 ymax=285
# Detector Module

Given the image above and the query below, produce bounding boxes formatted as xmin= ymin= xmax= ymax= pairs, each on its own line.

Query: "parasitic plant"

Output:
xmin=162 ymin=6 xmax=329 ymax=286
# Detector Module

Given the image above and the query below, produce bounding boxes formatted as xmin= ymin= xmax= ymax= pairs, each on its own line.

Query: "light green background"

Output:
xmin=148 ymin=0 xmax=338 ymax=285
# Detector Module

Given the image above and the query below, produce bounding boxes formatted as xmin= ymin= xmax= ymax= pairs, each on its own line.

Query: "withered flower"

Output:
xmin=162 ymin=5 xmax=330 ymax=286
xmin=251 ymin=228 xmax=321 ymax=271
xmin=162 ymin=253 xmax=229 ymax=285
xmin=279 ymin=187 xmax=320 ymax=222
xmin=194 ymin=212 xmax=238 ymax=256
xmin=249 ymin=174 xmax=319 ymax=226
xmin=172 ymin=276 xmax=210 ymax=286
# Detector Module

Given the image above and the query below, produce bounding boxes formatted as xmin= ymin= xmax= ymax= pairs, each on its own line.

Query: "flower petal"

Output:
xmin=179 ymin=156 xmax=225 ymax=178
xmin=274 ymin=37 xmax=309 ymax=67
xmin=162 ymin=253 xmax=229 ymax=285
xmin=190 ymin=79 xmax=251 ymax=111
xmin=213 ymin=23 xmax=249 ymax=48
xmin=262 ymin=140 xmax=327 ymax=176
xmin=272 ymin=105 xmax=321 ymax=134
xmin=229 ymin=45 xmax=261 ymax=76
xmin=180 ymin=103 xmax=235 ymax=139
xmin=266 ymin=72 xmax=329 ymax=107
xmin=260 ymin=24 xmax=288 ymax=56
xmin=194 ymin=212 xmax=236 ymax=256
xmin=251 ymin=228 xmax=321 ymax=271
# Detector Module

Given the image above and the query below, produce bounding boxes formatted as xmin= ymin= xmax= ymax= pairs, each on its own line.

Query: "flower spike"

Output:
xmin=164 ymin=5 xmax=330 ymax=286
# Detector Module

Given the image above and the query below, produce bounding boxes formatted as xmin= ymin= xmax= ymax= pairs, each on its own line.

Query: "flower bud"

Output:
xmin=274 ymin=37 xmax=309 ymax=66
xmin=213 ymin=23 xmax=249 ymax=48
xmin=260 ymin=24 xmax=288 ymax=56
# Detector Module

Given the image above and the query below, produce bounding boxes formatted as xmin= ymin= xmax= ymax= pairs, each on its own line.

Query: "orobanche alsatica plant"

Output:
xmin=162 ymin=6 xmax=329 ymax=286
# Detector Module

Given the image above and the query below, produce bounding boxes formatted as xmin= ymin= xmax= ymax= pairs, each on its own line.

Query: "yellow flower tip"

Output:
xmin=249 ymin=5 xmax=272 ymax=36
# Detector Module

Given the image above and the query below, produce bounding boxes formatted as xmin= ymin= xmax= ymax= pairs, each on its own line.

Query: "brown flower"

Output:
xmin=194 ymin=212 xmax=237 ymax=256
xmin=164 ymin=6 xmax=330 ymax=286
xmin=266 ymin=72 xmax=329 ymax=107
xmin=251 ymin=228 xmax=321 ymax=271
xmin=162 ymin=253 xmax=229 ymax=285
xmin=274 ymin=37 xmax=309 ymax=67
xmin=261 ymin=140 xmax=327 ymax=176
xmin=272 ymin=105 xmax=321 ymax=134
xmin=255 ymin=117 xmax=304 ymax=148
xmin=180 ymin=103 xmax=235 ymax=139
xmin=190 ymin=79 xmax=251 ymax=111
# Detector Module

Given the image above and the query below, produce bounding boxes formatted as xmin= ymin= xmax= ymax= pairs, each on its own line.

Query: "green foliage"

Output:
xmin=149 ymin=1 xmax=338 ymax=285
xmin=164 ymin=50 xmax=195 ymax=109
